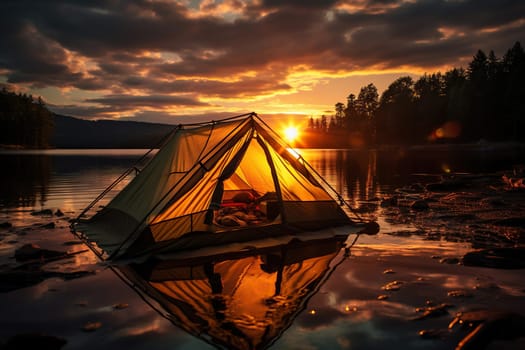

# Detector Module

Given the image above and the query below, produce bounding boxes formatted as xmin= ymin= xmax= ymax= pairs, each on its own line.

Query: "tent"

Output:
xmin=116 ymin=236 xmax=348 ymax=350
xmin=72 ymin=113 xmax=375 ymax=260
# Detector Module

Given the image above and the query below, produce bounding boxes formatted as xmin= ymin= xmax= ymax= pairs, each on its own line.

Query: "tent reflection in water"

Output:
xmin=72 ymin=112 xmax=377 ymax=260
xmin=116 ymin=236 xmax=348 ymax=350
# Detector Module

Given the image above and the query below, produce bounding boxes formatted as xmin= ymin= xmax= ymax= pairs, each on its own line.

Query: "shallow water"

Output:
xmin=1 ymin=146 xmax=524 ymax=350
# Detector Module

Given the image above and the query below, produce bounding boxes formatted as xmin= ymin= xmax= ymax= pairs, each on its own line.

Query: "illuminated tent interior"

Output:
xmin=73 ymin=113 xmax=370 ymax=260
xmin=117 ymin=236 xmax=347 ymax=350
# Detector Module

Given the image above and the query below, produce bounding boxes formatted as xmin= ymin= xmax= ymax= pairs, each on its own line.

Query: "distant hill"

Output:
xmin=52 ymin=114 xmax=175 ymax=148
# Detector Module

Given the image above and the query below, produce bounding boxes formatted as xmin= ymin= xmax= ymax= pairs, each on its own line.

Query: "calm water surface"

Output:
xmin=0 ymin=147 xmax=524 ymax=350
xmin=2 ymin=146 xmax=522 ymax=217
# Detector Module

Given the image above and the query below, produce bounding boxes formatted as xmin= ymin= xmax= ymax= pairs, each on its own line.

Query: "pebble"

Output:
xmin=82 ymin=321 xmax=102 ymax=332
xmin=418 ymin=329 xmax=448 ymax=339
xmin=113 ymin=303 xmax=129 ymax=310
xmin=382 ymin=280 xmax=403 ymax=291
xmin=414 ymin=303 xmax=453 ymax=320
xmin=447 ymin=290 xmax=474 ymax=298
xmin=439 ymin=257 xmax=460 ymax=264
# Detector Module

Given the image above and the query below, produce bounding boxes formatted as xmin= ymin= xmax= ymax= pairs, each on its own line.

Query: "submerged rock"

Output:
xmin=0 ymin=269 xmax=95 ymax=293
xmin=439 ymin=257 xmax=460 ymax=265
xmin=450 ymin=310 xmax=525 ymax=350
xmin=413 ymin=303 xmax=453 ymax=320
xmin=380 ymin=196 xmax=399 ymax=207
xmin=492 ymin=217 xmax=525 ymax=227
xmin=14 ymin=244 xmax=66 ymax=262
xmin=382 ymin=280 xmax=403 ymax=291
xmin=0 ymin=222 xmax=12 ymax=229
xmin=41 ymin=222 xmax=56 ymax=229
xmin=82 ymin=321 xmax=102 ymax=332
xmin=2 ymin=333 xmax=66 ymax=350
xmin=411 ymin=199 xmax=430 ymax=211
xmin=447 ymin=290 xmax=474 ymax=298
xmin=462 ymin=247 xmax=525 ymax=269
xmin=30 ymin=209 xmax=54 ymax=216
xmin=418 ymin=328 xmax=449 ymax=339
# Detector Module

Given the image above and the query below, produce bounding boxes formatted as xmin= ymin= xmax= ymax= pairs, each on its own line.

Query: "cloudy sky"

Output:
xmin=1 ymin=0 xmax=524 ymax=125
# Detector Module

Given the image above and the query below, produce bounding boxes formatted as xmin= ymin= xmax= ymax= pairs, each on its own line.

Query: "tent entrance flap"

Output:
xmin=207 ymin=135 xmax=283 ymax=230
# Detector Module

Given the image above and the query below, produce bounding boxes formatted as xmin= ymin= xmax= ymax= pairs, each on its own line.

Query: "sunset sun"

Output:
xmin=283 ymin=126 xmax=299 ymax=143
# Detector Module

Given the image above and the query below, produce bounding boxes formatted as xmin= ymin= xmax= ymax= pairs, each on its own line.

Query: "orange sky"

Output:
xmin=1 ymin=0 xmax=523 ymax=125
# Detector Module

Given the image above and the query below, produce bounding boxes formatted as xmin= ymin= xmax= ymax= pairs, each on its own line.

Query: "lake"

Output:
xmin=1 ymin=146 xmax=524 ymax=350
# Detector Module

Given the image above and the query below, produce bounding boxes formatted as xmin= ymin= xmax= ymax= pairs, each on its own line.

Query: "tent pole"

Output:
xmin=255 ymin=134 xmax=287 ymax=224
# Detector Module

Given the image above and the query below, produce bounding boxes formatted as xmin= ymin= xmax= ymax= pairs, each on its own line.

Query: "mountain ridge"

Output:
xmin=52 ymin=114 xmax=175 ymax=148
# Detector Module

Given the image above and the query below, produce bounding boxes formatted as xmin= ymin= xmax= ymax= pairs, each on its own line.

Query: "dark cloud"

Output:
xmin=0 ymin=0 xmax=523 ymax=119
xmin=48 ymin=103 xmax=124 ymax=119
xmin=84 ymin=94 xmax=209 ymax=108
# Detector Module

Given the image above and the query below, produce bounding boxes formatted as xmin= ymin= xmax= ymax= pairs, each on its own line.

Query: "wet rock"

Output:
xmin=82 ymin=321 xmax=102 ymax=332
xmin=361 ymin=221 xmax=380 ymax=235
xmin=380 ymin=196 xmax=399 ymax=207
xmin=426 ymin=180 xmax=465 ymax=192
xmin=435 ymin=213 xmax=477 ymax=221
xmin=428 ymin=174 xmax=501 ymax=192
xmin=413 ymin=303 xmax=453 ymax=320
xmin=450 ymin=310 xmax=525 ymax=350
xmin=377 ymin=294 xmax=389 ymax=300
xmin=383 ymin=269 xmax=395 ymax=274
xmin=462 ymin=247 xmax=525 ymax=269
xmin=113 ymin=303 xmax=129 ymax=310
xmin=54 ymin=209 xmax=64 ymax=217
xmin=439 ymin=257 xmax=460 ymax=264
xmin=0 ymin=269 xmax=95 ymax=293
xmin=447 ymin=290 xmax=474 ymax=298
xmin=418 ymin=329 xmax=449 ymax=339
xmin=481 ymin=197 xmax=507 ymax=207
xmin=382 ymin=280 xmax=403 ymax=291
xmin=389 ymin=230 xmax=414 ymax=237
xmin=63 ymin=240 xmax=83 ymax=246
xmin=492 ymin=217 xmax=525 ymax=227
xmin=0 ymin=222 xmax=12 ymax=229
xmin=30 ymin=209 xmax=54 ymax=216
xmin=473 ymin=282 xmax=500 ymax=291
xmin=14 ymin=244 xmax=65 ymax=262
xmin=411 ymin=199 xmax=430 ymax=211
xmin=41 ymin=222 xmax=56 ymax=229
xmin=2 ymin=333 xmax=67 ymax=350
xmin=397 ymin=183 xmax=426 ymax=194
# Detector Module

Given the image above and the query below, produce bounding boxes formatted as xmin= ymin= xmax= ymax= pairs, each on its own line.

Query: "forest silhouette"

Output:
xmin=0 ymin=88 xmax=54 ymax=149
xmin=1 ymin=42 xmax=524 ymax=149
xmin=303 ymin=41 xmax=525 ymax=148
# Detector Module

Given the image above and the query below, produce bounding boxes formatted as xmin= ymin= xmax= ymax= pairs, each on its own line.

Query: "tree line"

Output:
xmin=0 ymin=88 xmax=54 ymax=148
xmin=307 ymin=41 xmax=525 ymax=146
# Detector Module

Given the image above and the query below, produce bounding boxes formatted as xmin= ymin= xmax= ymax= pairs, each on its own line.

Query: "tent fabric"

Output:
xmin=74 ymin=113 xmax=357 ymax=260
xmin=117 ymin=236 xmax=346 ymax=350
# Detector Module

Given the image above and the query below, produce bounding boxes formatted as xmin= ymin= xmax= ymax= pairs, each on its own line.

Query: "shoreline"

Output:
xmin=2 ymin=141 xmax=524 ymax=152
